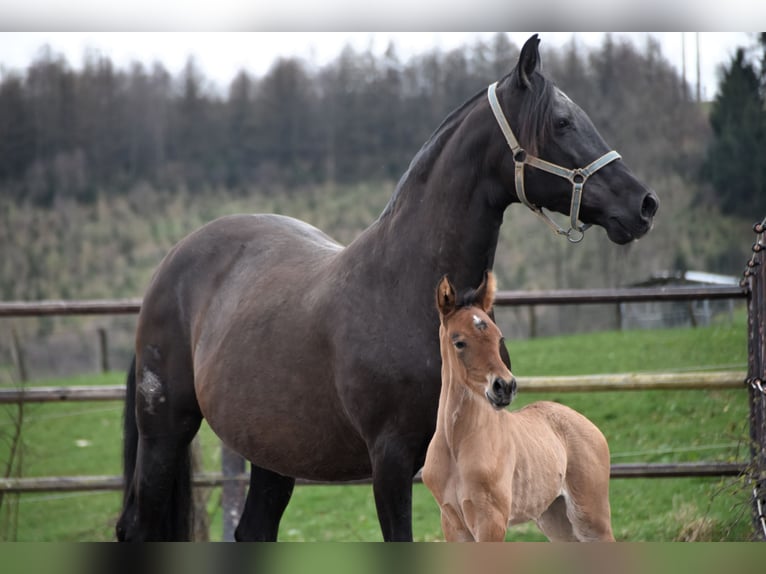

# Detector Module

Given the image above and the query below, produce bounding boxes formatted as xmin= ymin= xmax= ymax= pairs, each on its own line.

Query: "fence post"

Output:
xmin=746 ymin=219 xmax=766 ymax=541
xmin=97 ymin=328 xmax=110 ymax=373
xmin=221 ymin=443 xmax=246 ymax=541
xmin=10 ymin=326 xmax=28 ymax=382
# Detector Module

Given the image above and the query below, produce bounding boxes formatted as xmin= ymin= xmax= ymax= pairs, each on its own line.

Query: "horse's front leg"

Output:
xmin=440 ymin=503 xmax=475 ymax=541
xmin=369 ymin=438 xmax=418 ymax=541
xmin=462 ymin=495 xmax=508 ymax=542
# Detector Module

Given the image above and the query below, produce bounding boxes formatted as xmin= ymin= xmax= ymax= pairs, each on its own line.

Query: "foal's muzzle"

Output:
xmin=487 ymin=376 xmax=517 ymax=409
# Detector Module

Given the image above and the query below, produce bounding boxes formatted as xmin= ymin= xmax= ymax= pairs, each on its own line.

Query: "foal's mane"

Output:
xmin=455 ymin=287 xmax=485 ymax=311
xmin=378 ymin=67 xmax=556 ymax=219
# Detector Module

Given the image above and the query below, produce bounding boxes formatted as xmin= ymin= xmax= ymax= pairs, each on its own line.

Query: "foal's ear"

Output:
xmin=436 ymin=275 xmax=457 ymax=318
xmin=516 ymin=33 xmax=541 ymax=89
xmin=474 ymin=270 xmax=497 ymax=313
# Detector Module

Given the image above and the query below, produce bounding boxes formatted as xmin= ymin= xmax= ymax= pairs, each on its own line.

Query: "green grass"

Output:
xmin=0 ymin=312 xmax=754 ymax=541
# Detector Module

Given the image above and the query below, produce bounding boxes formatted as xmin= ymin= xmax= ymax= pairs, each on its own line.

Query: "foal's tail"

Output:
xmin=117 ymin=354 xmax=195 ymax=540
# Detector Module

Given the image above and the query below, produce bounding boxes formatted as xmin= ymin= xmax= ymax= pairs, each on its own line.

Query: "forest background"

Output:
xmin=1 ymin=32 xmax=765 ymax=378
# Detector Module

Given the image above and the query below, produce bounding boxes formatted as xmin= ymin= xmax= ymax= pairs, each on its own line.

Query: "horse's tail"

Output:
xmin=121 ymin=355 xmax=139 ymax=506
xmin=118 ymin=354 xmax=195 ymax=540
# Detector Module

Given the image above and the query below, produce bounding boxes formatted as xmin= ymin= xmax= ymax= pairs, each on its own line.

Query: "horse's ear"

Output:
xmin=474 ymin=271 xmax=496 ymax=313
xmin=516 ymin=34 xmax=541 ymax=89
xmin=436 ymin=275 xmax=457 ymax=318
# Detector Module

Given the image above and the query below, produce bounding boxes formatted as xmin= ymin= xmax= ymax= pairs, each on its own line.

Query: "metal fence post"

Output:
xmin=746 ymin=219 xmax=766 ymax=541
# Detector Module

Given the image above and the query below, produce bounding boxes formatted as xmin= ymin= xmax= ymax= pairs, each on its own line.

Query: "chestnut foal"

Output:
xmin=422 ymin=272 xmax=614 ymax=542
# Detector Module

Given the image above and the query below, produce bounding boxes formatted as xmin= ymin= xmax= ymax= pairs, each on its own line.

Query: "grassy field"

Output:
xmin=0 ymin=309 xmax=753 ymax=542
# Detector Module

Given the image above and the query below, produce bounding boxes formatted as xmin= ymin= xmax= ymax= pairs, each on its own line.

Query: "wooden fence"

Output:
xmin=1 ymin=267 xmax=763 ymax=540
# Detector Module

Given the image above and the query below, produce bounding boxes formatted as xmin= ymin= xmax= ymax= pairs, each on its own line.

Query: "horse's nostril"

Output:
xmin=493 ymin=379 xmax=503 ymax=394
xmin=641 ymin=193 xmax=659 ymax=219
xmin=510 ymin=378 xmax=517 ymax=393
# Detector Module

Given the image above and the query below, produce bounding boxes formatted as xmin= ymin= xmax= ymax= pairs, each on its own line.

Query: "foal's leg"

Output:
xmin=566 ymin=488 xmax=615 ymax=542
xmin=536 ymin=495 xmax=578 ymax=542
xmin=439 ymin=504 xmax=475 ymax=541
xmin=234 ymin=463 xmax=296 ymax=541
xmin=462 ymin=497 xmax=508 ymax=542
xmin=563 ymin=441 xmax=615 ymax=541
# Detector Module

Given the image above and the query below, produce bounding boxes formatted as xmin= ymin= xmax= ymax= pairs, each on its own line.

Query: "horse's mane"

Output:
xmin=378 ymin=87 xmax=487 ymax=218
xmin=378 ymin=68 xmax=555 ymax=219
xmin=515 ymin=69 xmax=556 ymax=157
xmin=456 ymin=287 xmax=484 ymax=310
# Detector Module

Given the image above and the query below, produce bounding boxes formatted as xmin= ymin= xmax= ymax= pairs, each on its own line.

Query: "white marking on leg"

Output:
xmin=139 ymin=367 xmax=166 ymax=415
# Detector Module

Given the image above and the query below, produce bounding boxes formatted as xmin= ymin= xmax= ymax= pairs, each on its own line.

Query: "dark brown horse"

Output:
xmin=116 ymin=34 xmax=658 ymax=541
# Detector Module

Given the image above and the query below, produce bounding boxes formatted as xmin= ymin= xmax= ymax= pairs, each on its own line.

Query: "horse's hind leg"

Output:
xmin=234 ymin=463 xmax=295 ymax=541
xmin=566 ymin=488 xmax=615 ymax=542
xmin=536 ymin=495 xmax=578 ymax=541
xmin=538 ymin=490 xmax=614 ymax=542
xmin=124 ymin=350 xmax=202 ymax=541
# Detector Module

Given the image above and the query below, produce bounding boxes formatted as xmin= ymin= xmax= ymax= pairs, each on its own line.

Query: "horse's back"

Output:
xmin=515 ymin=401 xmax=606 ymax=443
xmin=138 ymin=212 xmax=341 ymax=354
xmin=511 ymin=401 xmax=610 ymax=476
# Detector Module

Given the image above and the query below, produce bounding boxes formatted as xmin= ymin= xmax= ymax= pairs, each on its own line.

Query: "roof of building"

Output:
xmin=629 ymin=270 xmax=739 ymax=288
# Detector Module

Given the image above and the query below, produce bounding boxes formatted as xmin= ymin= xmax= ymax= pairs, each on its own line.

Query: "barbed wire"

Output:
xmin=743 ymin=217 xmax=766 ymax=397
xmin=742 ymin=216 xmax=766 ymax=288
xmin=741 ymin=216 xmax=766 ymax=540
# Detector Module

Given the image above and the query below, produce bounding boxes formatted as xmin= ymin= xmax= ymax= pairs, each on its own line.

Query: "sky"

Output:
xmin=0 ymin=32 xmax=758 ymax=101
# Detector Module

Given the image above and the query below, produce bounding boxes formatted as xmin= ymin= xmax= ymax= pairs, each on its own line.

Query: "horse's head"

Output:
xmin=490 ymin=34 xmax=659 ymax=244
xmin=436 ymin=271 xmax=516 ymax=409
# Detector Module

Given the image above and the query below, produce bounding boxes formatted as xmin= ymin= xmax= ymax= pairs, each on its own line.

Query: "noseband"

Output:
xmin=487 ymin=82 xmax=621 ymax=243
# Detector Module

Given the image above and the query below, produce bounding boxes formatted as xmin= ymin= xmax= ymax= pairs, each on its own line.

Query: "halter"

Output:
xmin=487 ymin=81 xmax=621 ymax=243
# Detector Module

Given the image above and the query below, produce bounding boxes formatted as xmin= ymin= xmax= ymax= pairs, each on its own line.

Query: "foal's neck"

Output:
xmin=437 ymin=358 xmax=504 ymax=453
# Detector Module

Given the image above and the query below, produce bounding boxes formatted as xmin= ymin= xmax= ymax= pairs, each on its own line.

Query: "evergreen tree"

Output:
xmin=703 ymin=47 xmax=766 ymax=217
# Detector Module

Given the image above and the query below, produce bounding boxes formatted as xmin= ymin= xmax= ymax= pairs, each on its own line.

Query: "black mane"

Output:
xmin=378 ymin=68 xmax=556 ymax=220
xmin=512 ymin=67 xmax=556 ymax=157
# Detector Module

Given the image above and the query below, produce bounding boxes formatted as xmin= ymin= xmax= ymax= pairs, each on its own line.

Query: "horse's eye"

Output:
xmin=556 ymin=118 xmax=571 ymax=130
xmin=454 ymin=341 xmax=466 ymax=350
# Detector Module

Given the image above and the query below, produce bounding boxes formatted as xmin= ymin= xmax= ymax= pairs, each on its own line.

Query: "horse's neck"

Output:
xmin=348 ymin=96 xmax=507 ymax=291
xmin=436 ymin=363 xmax=504 ymax=455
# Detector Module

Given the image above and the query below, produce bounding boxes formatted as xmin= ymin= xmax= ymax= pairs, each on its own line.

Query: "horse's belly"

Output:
xmin=507 ymin=462 xmax=565 ymax=524
xmin=204 ymin=402 xmax=372 ymax=481
xmin=197 ymin=352 xmax=372 ymax=481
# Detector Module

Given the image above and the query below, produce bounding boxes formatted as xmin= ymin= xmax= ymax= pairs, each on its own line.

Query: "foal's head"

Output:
xmin=436 ymin=271 xmax=517 ymax=409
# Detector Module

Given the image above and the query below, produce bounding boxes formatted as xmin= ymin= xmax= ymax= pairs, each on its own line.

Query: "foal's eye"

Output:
xmin=454 ymin=341 xmax=466 ymax=350
xmin=555 ymin=118 xmax=571 ymax=130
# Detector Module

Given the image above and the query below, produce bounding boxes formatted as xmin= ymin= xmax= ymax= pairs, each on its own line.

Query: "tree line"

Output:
xmin=0 ymin=33 xmax=736 ymax=212
xmin=703 ymin=33 xmax=766 ymax=218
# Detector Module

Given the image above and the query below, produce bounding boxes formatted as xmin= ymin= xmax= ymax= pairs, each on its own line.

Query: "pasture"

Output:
xmin=0 ymin=309 xmax=751 ymax=541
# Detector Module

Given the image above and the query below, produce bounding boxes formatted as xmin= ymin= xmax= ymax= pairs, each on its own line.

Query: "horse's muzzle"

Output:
xmin=487 ymin=377 xmax=517 ymax=409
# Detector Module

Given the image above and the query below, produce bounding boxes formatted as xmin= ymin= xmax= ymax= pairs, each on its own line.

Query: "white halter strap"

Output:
xmin=487 ymin=81 xmax=621 ymax=243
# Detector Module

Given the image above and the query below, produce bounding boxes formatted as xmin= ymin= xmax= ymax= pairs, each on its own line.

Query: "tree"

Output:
xmin=703 ymin=47 xmax=766 ymax=217
xmin=0 ymin=74 xmax=33 ymax=182
xmin=225 ymin=70 xmax=258 ymax=187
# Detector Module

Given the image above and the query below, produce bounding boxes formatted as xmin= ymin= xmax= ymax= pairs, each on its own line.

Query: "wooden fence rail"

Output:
xmin=0 ymin=286 xmax=747 ymax=318
xmin=0 ymin=371 xmax=747 ymax=405
xmin=0 ymin=461 xmax=750 ymax=495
